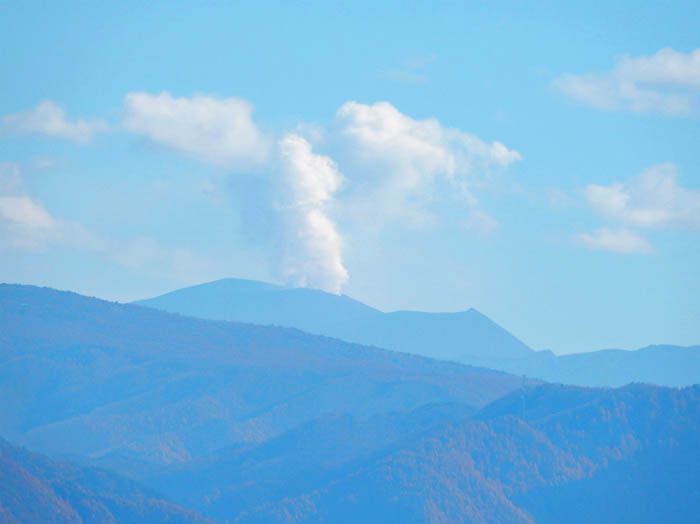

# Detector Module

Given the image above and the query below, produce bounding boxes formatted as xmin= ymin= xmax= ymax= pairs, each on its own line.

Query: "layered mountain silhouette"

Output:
xmin=0 ymin=283 xmax=523 ymax=472
xmin=134 ymin=278 xmax=533 ymax=362
xmin=2 ymin=282 xmax=700 ymax=522
xmin=142 ymin=384 xmax=700 ymax=523
xmin=136 ymin=278 xmax=700 ymax=387
xmin=0 ymin=438 xmax=212 ymax=524
xmin=227 ymin=384 xmax=700 ymax=523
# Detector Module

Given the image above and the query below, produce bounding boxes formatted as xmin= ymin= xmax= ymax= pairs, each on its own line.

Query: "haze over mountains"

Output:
xmin=1 ymin=282 xmax=700 ymax=522
xmin=0 ymin=283 xmax=522 ymax=468
xmin=233 ymin=384 xmax=700 ymax=524
xmin=136 ymin=278 xmax=533 ymax=362
xmin=0 ymin=438 xmax=212 ymax=524
xmin=136 ymin=278 xmax=700 ymax=387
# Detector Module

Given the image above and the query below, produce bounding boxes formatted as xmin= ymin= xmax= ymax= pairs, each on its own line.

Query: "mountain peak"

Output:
xmin=135 ymin=278 xmax=533 ymax=362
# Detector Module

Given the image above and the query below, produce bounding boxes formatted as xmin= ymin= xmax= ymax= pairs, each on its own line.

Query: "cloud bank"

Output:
xmin=118 ymin=96 xmax=519 ymax=293
xmin=336 ymin=101 xmax=520 ymax=231
xmin=584 ymin=163 xmax=700 ymax=231
xmin=1 ymin=95 xmax=522 ymax=294
xmin=0 ymin=163 xmax=58 ymax=250
xmin=123 ymin=92 xmax=269 ymax=168
xmin=2 ymin=100 xmax=108 ymax=143
xmin=575 ymin=163 xmax=700 ymax=254
xmin=555 ymin=48 xmax=700 ymax=116
xmin=575 ymin=228 xmax=652 ymax=254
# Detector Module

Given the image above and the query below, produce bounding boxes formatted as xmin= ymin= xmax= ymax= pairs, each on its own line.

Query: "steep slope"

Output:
xmin=0 ymin=283 xmax=525 ymax=472
xmin=134 ymin=278 xmax=534 ymax=362
xmin=239 ymin=384 xmax=700 ymax=524
xmin=0 ymin=438 xmax=212 ymax=524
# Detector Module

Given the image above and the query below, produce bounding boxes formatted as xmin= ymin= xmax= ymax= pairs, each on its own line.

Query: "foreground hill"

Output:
xmin=0 ymin=438 xmax=212 ymax=524
xmin=0 ymin=283 xmax=524 ymax=472
xmin=2 ymin=283 xmax=699 ymax=522
xmin=234 ymin=384 xmax=700 ymax=524
xmin=145 ymin=402 xmax=476 ymax=521
xmin=136 ymin=278 xmax=700 ymax=387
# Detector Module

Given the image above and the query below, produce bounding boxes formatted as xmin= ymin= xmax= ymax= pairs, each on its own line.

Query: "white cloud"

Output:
xmin=575 ymin=228 xmax=652 ymax=254
xmin=575 ymin=163 xmax=700 ymax=254
xmin=0 ymin=196 xmax=55 ymax=230
xmin=0 ymin=163 xmax=213 ymax=282
xmin=278 ymin=134 xmax=348 ymax=294
xmin=123 ymin=92 xmax=269 ymax=168
xmin=0 ymin=164 xmax=58 ymax=250
xmin=0 ymin=164 xmax=101 ymax=253
xmin=338 ymin=101 xmax=520 ymax=175
xmin=2 ymin=100 xmax=108 ymax=143
xmin=555 ymin=48 xmax=700 ymax=116
xmin=335 ymin=101 xmax=520 ymax=229
xmin=0 ymin=96 xmax=517 ymax=291
xmin=583 ymin=163 xmax=700 ymax=231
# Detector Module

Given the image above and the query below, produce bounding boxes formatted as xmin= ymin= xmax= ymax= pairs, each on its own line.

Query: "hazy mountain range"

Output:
xmin=136 ymin=278 xmax=700 ymax=387
xmin=0 ymin=438 xmax=212 ymax=524
xmin=0 ymin=283 xmax=523 ymax=469
xmin=1 ymin=282 xmax=699 ymax=522
xmin=229 ymin=384 xmax=700 ymax=524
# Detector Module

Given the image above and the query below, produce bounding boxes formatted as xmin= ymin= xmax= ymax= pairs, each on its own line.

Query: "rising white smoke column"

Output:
xmin=278 ymin=134 xmax=348 ymax=294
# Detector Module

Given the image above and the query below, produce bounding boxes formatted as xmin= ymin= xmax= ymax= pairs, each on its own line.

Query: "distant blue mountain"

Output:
xmin=134 ymin=278 xmax=534 ymax=362
xmin=0 ymin=283 xmax=523 ymax=470
xmin=508 ymin=344 xmax=700 ymax=388
xmin=135 ymin=278 xmax=700 ymax=387
xmin=3 ymin=283 xmax=700 ymax=522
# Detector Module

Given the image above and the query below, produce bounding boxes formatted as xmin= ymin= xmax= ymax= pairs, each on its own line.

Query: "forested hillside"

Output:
xmin=2 ymin=284 xmax=699 ymax=523
xmin=0 ymin=438 xmax=212 ymax=524
xmin=0 ymin=284 xmax=523 ymax=472
xmin=235 ymin=384 xmax=700 ymax=523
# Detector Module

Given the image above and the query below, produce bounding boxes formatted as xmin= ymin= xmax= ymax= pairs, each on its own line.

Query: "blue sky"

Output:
xmin=1 ymin=1 xmax=699 ymax=353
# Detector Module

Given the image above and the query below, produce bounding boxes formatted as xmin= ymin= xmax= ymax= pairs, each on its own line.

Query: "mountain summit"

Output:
xmin=134 ymin=278 xmax=534 ymax=363
xmin=135 ymin=278 xmax=700 ymax=387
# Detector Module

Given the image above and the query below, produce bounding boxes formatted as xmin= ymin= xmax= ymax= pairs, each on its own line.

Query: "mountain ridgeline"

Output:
xmin=135 ymin=278 xmax=700 ymax=387
xmin=1 ymin=282 xmax=699 ymax=522
xmin=230 ymin=383 xmax=700 ymax=523
xmin=0 ymin=283 xmax=523 ymax=470
xmin=134 ymin=278 xmax=532 ymax=362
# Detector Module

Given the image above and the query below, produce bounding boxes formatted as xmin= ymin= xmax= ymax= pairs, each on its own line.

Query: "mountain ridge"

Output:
xmin=2 ymin=282 xmax=700 ymax=522
xmin=252 ymin=383 xmax=700 ymax=523
xmin=0 ymin=437 xmax=214 ymax=524
xmin=0 ymin=282 xmax=526 ymax=470
xmin=134 ymin=278 xmax=700 ymax=387
xmin=134 ymin=278 xmax=534 ymax=362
